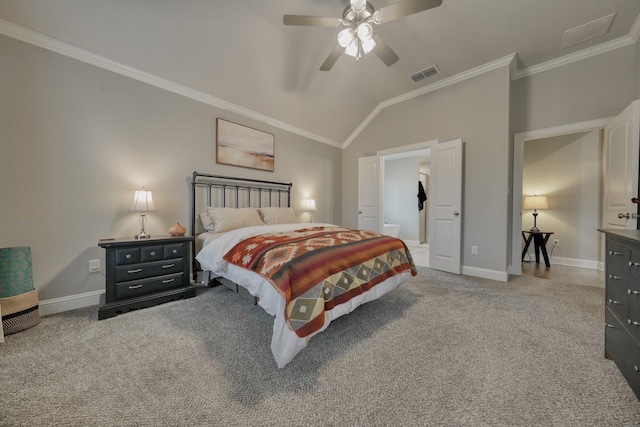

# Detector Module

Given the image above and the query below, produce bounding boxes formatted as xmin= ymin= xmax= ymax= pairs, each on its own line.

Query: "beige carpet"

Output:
xmin=1 ymin=267 xmax=639 ymax=426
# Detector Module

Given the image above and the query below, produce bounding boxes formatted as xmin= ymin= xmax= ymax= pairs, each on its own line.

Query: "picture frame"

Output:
xmin=216 ymin=118 xmax=275 ymax=172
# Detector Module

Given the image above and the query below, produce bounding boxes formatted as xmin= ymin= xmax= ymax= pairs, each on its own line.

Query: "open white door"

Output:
xmin=429 ymin=139 xmax=463 ymax=274
xmin=358 ymin=155 xmax=382 ymax=232
xmin=603 ymin=100 xmax=640 ymax=229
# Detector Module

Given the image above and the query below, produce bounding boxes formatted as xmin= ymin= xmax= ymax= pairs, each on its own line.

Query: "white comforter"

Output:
xmin=195 ymin=223 xmax=411 ymax=368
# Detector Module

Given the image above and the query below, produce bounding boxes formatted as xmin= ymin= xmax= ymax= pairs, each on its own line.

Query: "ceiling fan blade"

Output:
xmin=374 ymin=0 xmax=442 ymax=24
xmin=372 ymin=34 xmax=399 ymax=67
xmin=320 ymin=44 xmax=344 ymax=71
xmin=283 ymin=15 xmax=342 ymax=27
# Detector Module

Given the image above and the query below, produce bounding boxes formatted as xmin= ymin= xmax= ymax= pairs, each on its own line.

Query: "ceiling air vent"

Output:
xmin=409 ymin=65 xmax=440 ymax=83
xmin=562 ymin=13 xmax=616 ymax=49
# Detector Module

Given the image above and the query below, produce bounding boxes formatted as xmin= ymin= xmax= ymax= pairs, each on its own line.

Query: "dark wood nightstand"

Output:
xmin=98 ymin=235 xmax=195 ymax=320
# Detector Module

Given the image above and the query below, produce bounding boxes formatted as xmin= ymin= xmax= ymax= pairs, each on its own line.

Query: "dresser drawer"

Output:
xmin=608 ymin=240 xmax=630 ymax=271
xmin=115 ymin=273 xmax=183 ymax=299
xmin=141 ymin=246 xmax=163 ymax=262
xmin=115 ymin=258 xmax=183 ymax=282
xmin=606 ymin=278 xmax=629 ymax=322
xmin=628 ymin=283 xmax=640 ymax=343
xmin=164 ymin=244 xmax=184 ymax=259
xmin=116 ymin=247 xmax=140 ymax=265
xmin=605 ymin=307 xmax=640 ymax=398
xmin=630 ymin=250 xmax=640 ymax=281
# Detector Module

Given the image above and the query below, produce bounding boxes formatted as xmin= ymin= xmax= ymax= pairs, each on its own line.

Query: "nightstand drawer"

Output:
xmin=164 ymin=244 xmax=183 ymax=259
xmin=141 ymin=246 xmax=163 ymax=262
xmin=116 ymin=248 xmax=140 ymax=265
xmin=115 ymin=258 xmax=183 ymax=282
xmin=115 ymin=273 xmax=183 ymax=299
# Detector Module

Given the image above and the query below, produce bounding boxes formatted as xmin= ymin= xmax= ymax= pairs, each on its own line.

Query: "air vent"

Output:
xmin=562 ymin=13 xmax=616 ymax=49
xmin=409 ymin=65 xmax=440 ymax=83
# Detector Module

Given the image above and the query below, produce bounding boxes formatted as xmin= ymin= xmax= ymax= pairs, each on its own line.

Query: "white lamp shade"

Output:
xmin=338 ymin=28 xmax=355 ymax=48
xmin=306 ymin=199 xmax=317 ymax=212
xmin=361 ymin=37 xmax=376 ymax=54
xmin=523 ymin=195 xmax=548 ymax=210
xmin=131 ymin=189 xmax=155 ymax=212
xmin=357 ymin=22 xmax=373 ymax=41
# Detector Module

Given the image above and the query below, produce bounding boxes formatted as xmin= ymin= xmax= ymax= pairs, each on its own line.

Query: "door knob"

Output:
xmin=358 ymin=210 xmax=362 ymax=214
xmin=453 ymin=211 xmax=460 ymax=216
xmin=618 ymin=213 xmax=630 ymax=219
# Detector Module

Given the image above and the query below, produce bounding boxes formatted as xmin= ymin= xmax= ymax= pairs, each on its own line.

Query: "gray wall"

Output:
xmin=523 ymin=131 xmax=602 ymax=263
xmin=343 ymin=67 xmax=511 ymax=274
xmin=384 ymin=157 xmax=419 ymax=241
xmin=511 ymin=45 xmax=637 ymax=134
xmin=0 ymin=35 xmax=342 ymax=301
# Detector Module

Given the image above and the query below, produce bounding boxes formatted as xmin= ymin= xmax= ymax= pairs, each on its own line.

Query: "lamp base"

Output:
xmin=135 ymin=232 xmax=151 ymax=240
xmin=529 ymin=226 xmax=540 ymax=232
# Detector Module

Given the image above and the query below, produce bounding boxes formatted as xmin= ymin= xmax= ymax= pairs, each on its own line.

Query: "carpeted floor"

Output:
xmin=1 ymin=267 xmax=639 ymax=426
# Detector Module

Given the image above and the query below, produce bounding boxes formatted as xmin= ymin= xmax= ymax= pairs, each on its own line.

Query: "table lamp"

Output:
xmin=306 ymin=199 xmax=317 ymax=223
xmin=131 ymin=188 xmax=155 ymax=239
xmin=523 ymin=195 xmax=548 ymax=232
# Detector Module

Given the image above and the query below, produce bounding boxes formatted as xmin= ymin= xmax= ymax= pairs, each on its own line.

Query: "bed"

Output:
xmin=191 ymin=172 xmax=417 ymax=367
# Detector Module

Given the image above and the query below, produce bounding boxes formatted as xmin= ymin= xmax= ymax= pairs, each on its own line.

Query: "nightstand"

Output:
xmin=98 ymin=235 xmax=195 ymax=320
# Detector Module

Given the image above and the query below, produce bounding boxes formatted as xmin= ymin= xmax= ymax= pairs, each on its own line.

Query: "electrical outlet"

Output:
xmin=89 ymin=259 xmax=100 ymax=273
xmin=471 ymin=246 xmax=478 ymax=255
xmin=553 ymin=239 xmax=560 ymax=247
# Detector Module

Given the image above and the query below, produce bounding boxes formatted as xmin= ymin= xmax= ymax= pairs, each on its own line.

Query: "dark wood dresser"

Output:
xmin=98 ymin=235 xmax=195 ymax=320
xmin=599 ymin=229 xmax=640 ymax=400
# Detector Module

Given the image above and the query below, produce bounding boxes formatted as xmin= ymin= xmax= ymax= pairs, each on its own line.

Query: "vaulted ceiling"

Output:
xmin=1 ymin=0 xmax=639 ymax=147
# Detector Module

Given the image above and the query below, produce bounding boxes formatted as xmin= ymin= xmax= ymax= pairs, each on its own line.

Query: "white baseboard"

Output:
xmin=523 ymin=253 xmax=603 ymax=270
xmin=403 ymin=239 xmax=421 ymax=247
xmin=39 ymin=289 xmax=104 ymax=316
xmin=462 ymin=266 xmax=509 ymax=282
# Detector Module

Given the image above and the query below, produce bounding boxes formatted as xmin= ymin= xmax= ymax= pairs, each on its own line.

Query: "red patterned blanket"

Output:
xmin=223 ymin=226 xmax=416 ymax=338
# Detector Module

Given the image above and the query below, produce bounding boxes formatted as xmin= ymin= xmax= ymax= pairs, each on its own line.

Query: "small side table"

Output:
xmin=522 ymin=230 xmax=554 ymax=268
xmin=98 ymin=235 xmax=195 ymax=320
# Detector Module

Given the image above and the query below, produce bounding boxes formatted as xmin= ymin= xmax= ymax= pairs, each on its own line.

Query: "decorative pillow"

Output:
xmin=200 ymin=212 xmax=216 ymax=232
xmin=207 ymin=207 xmax=265 ymax=233
xmin=257 ymin=207 xmax=298 ymax=225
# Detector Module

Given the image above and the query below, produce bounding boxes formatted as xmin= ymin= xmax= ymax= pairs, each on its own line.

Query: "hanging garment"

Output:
xmin=418 ymin=181 xmax=427 ymax=210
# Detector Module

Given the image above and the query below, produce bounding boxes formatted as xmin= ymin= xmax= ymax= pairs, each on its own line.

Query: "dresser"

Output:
xmin=600 ymin=229 xmax=640 ymax=400
xmin=98 ymin=235 xmax=195 ymax=320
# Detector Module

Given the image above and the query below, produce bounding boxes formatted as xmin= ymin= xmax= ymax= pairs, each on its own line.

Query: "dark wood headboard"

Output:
xmin=190 ymin=171 xmax=293 ymax=276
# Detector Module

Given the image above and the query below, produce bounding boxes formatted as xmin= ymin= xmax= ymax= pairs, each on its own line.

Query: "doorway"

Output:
xmin=520 ymin=129 xmax=605 ymax=286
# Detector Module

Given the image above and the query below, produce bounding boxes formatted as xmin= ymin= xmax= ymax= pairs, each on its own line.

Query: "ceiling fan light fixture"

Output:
xmin=345 ymin=40 xmax=359 ymax=57
xmin=351 ymin=0 xmax=367 ymax=13
xmin=362 ymin=37 xmax=376 ymax=54
xmin=338 ymin=28 xmax=356 ymax=48
xmin=357 ymin=22 xmax=373 ymax=41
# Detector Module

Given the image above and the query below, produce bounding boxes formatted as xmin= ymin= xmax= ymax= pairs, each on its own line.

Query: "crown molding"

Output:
xmin=0 ymin=19 xmax=342 ymax=149
xmin=342 ymin=53 xmax=516 ymax=149
xmin=514 ymin=34 xmax=635 ymax=80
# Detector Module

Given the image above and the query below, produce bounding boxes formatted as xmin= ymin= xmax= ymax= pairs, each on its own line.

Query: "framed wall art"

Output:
xmin=216 ymin=118 xmax=275 ymax=172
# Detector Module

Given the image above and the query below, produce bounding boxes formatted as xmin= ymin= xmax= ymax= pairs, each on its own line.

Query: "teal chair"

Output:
xmin=0 ymin=247 xmax=40 ymax=335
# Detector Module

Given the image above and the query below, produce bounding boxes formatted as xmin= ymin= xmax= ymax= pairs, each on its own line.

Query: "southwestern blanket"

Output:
xmin=223 ymin=226 xmax=417 ymax=338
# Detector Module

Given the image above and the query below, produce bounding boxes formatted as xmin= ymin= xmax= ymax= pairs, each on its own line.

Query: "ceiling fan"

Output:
xmin=283 ymin=0 xmax=443 ymax=71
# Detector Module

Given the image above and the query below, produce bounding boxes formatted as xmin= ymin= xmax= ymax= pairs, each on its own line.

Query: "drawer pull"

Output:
xmin=609 ymin=251 xmax=624 ymax=256
xmin=628 ymin=289 xmax=640 ymax=295
xmin=630 ymin=261 xmax=640 ymax=267
xmin=605 ymin=323 xmax=617 ymax=328
xmin=172 ymin=250 xmax=178 ymax=254
xmin=162 ymin=279 xmax=175 ymax=284
xmin=609 ymin=275 xmax=622 ymax=280
xmin=127 ymin=269 xmax=143 ymax=274
xmin=126 ymin=254 xmax=132 ymax=259
xmin=634 ymin=365 xmax=639 ymax=373
xmin=128 ymin=284 xmax=143 ymax=289
xmin=608 ymin=299 xmax=623 ymax=305
xmin=150 ymin=251 xmax=156 ymax=256
xmin=628 ymin=319 xmax=640 ymax=327
xmin=161 ymin=264 xmax=175 ymax=269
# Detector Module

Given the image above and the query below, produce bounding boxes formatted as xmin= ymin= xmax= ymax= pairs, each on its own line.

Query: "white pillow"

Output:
xmin=200 ymin=212 xmax=216 ymax=232
xmin=207 ymin=207 xmax=265 ymax=233
xmin=257 ymin=207 xmax=298 ymax=225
